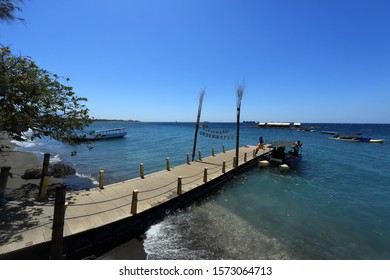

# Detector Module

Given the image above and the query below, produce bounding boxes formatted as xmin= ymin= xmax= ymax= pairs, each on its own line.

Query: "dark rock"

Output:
xmin=21 ymin=168 xmax=41 ymax=179
xmin=21 ymin=163 xmax=76 ymax=179
xmin=49 ymin=163 xmax=76 ymax=178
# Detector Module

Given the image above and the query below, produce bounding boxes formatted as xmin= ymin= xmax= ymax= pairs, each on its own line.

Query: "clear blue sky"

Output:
xmin=2 ymin=0 xmax=389 ymax=123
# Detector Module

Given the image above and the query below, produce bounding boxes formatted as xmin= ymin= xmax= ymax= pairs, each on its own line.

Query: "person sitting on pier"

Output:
xmin=255 ymin=136 xmax=264 ymax=155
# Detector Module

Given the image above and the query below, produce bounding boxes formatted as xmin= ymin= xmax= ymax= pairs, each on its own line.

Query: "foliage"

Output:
xmin=0 ymin=0 xmax=23 ymax=23
xmin=0 ymin=45 xmax=92 ymax=145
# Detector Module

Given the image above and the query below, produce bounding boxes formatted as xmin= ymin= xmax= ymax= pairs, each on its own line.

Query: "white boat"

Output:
xmin=72 ymin=127 xmax=127 ymax=141
xmin=329 ymin=133 xmax=384 ymax=143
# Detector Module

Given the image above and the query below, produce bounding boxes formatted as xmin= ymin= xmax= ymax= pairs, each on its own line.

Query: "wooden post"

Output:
xmin=140 ymin=163 xmax=144 ymax=179
xmin=39 ymin=153 xmax=50 ymax=199
xmin=131 ymin=189 xmax=139 ymax=215
xmin=177 ymin=176 xmax=182 ymax=195
xmin=222 ymin=161 xmax=226 ymax=174
xmin=99 ymin=170 xmax=104 ymax=189
xmin=233 ymin=156 xmax=237 ymax=168
xmin=222 ymin=144 xmax=225 ymax=153
xmin=244 ymin=152 xmax=247 ymax=162
xmin=198 ymin=150 xmax=202 ymax=161
xmin=203 ymin=167 xmax=208 ymax=183
xmin=212 ymin=147 xmax=215 ymax=156
xmin=166 ymin=157 xmax=170 ymax=171
xmin=51 ymin=184 xmax=66 ymax=260
xmin=186 ymin=153 xmax=190 ymax=165
xmin=0 ymin=166 xmax=11 ymax=202
xmin=253 ymin=149 xmax=256 ymax=158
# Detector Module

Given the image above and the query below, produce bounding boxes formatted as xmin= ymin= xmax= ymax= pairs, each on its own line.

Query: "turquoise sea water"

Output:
xmin=13 ymin=122 xmax=390 ymax=259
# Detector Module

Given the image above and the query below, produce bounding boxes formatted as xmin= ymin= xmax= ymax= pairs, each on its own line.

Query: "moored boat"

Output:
xmin=72 ymin=127 xmax=127 ymax=141
xmin=258 ymin=141 xmax=303 ymax=171
xmin=329 ymin=133 xmax=384 ymax=143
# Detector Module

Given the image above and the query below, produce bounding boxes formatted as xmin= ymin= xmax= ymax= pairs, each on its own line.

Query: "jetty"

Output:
xmin=0 ymin=145 xmax=270 ymax=259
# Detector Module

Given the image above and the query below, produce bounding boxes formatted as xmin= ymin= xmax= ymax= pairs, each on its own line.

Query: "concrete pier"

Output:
xmin=0 ymin=145 xmax=269 ymax=259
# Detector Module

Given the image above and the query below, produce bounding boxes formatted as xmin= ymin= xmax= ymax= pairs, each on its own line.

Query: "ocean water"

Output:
xmin=13 ymin=122 xmax=390 ymax=259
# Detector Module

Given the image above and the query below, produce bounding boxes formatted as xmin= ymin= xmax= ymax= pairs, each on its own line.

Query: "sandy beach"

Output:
xmin=0 ymin=134 xmax=53 ymax=200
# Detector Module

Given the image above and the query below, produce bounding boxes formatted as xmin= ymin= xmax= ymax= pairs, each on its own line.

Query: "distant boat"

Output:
xmin=200 ymin=121 xmax=208 ymax=128
xmin=329 ymin=133 xmax=384 ymax=143
xmin=321 ymin=131 xmax=338 ymax=135
xmin=258 ymin=122 xmax=301 ymax=129
xmin=72 ymin=127 xmax=127 ymax=141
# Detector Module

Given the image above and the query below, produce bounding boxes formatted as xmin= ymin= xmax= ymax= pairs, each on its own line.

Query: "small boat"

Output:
xmin=258 ymin=141 xmax=302 ymax=171
xmin=329 ymin=133 xmax=384 ymax=143
xmin=72 ymin=127 xmax=127 ymax=141
xmin=321 ymin=131 xmax=338 ymax=135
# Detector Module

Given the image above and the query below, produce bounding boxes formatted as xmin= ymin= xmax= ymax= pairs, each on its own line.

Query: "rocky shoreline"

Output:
xmin=0 ymin=135 xmax=64 ymax=200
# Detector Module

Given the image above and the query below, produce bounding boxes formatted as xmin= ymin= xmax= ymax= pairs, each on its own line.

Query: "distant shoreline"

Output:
xmin=92 ymin=119 xmax=141 ymax=123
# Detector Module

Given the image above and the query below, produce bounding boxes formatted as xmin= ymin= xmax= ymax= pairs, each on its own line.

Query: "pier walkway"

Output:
xmin=0 ymin=145 xmax=270 ymax=259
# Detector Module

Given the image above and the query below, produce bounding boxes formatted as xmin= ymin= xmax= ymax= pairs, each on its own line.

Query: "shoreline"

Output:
xmin=0 ymin=134 xmax=59 ymax=200
xmin=1 ymin=133 xmax=148 ymax=260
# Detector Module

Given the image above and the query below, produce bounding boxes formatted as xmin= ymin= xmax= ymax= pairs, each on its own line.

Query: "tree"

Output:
xmin=0 ymin=45 xmax=92 ymax=145
xmin=0 ymin=0 xmax=23 ymax=23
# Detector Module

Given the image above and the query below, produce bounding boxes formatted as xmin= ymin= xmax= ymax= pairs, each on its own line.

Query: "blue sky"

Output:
xmin=2 ymin=0 xmax=389 ymax=123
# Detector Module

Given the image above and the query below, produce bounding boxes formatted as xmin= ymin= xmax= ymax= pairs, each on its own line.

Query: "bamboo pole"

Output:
xmin=192 ymin=89 xmax=205 ymax=161
xmin=235 ymin=84 xmax=244 ymax=170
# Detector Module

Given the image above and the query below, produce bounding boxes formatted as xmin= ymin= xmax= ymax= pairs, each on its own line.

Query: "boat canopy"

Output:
xmin=270 ymin=141 xmax=299 ymax=147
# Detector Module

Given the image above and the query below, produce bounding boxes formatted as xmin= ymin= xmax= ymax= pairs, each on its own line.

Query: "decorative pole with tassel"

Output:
xmin=192 ymin=89 xmax=205 ymax=161
xmin=235 ymin=83 xmax=245 ymax=170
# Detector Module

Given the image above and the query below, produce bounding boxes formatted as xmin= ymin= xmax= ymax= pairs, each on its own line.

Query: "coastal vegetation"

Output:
xmin=0 ymin=0 xmax=92 ymax=146
xmin=0 ymin=0 xmax=23 ymax=23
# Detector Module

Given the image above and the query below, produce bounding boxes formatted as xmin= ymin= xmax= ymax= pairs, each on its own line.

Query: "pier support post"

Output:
xmin=39 ymin=153 xmax=50 ymax=199
xmin=244 ymin=152 xmax=247 ymax=162
xmin=198 ymin=150 xmax=202 ymax=161
xmin=203 ymin=167 xmax=208 ymax=183
xmin=222 ymin=161 xmax=226 ymax=174
xmin=131 ymin=189 xmax=139 ymax=215
xmin=51 ymin=184 xmax=66 ymax=260
xmin=99 ymin=170 xmax=104 ymax=189
xmin=186 ymin=153 xmax=190 ymax=165
xmin=233 ymin=156 xmax=237 ymax=168
xmin=177 ymin=176 xmax=182 ymax=195
xmin=0 ymin=166 xmax=11 ymax=202
xmin=222 ymin=144 xmax=225 ymax=153
xmin=140 ymin=163 xmax=144 ymax=179
xmin=212 ymin=147 xmax=215 ymax=156
xmin=166 ymin=158 xmax=170 ymax=171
